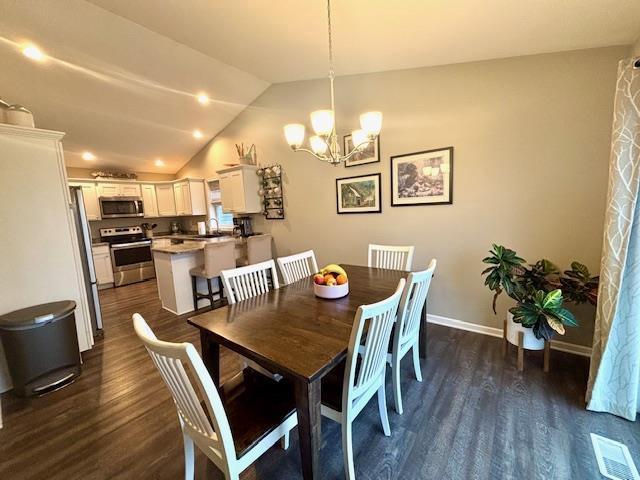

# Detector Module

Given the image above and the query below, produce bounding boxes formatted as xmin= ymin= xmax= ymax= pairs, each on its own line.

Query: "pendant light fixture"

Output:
xmin=283 ymin=0 xmax=382 ymax=165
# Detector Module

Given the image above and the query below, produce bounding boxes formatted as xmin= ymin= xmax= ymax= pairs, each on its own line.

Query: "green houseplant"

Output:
xmin=482 ymin=244 xmax=599 ymax=342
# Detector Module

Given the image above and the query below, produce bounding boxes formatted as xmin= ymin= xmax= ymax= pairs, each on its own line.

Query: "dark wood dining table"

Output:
xmin=187 ymin=264 xmax=428 ymax=480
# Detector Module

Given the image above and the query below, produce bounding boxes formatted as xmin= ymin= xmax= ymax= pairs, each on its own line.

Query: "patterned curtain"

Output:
xmin=586 ymin=58 xmax=640 ymax=421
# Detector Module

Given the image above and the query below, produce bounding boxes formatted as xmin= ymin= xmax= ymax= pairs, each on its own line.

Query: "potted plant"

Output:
xmin=482 ymin=244 xmax=599 ymax=349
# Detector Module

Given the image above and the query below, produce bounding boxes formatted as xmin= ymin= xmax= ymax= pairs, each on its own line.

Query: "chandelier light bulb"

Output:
xmin=284 ymin=124 xmax=305 ymax=149
xmin=351 ymin=129 xmax=369 ymax=150
xmin=310 ymin=110 xmax=335 ymax=136
xmin=310 ymin=135 xmax=328 ymax=155
xmin=360 ymin=111 xmax=382 ymax=136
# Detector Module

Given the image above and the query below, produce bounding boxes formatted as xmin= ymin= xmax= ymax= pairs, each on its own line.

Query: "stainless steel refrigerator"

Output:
xmin=69 ymin=187 xmax=103 ymax=336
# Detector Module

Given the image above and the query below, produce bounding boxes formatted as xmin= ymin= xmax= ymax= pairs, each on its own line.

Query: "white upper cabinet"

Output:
xmin=97 ymin=182 xmax=141 ymax=197
xmin=68 ymin=178 xmax=205 ymax=218
xmin=96 ymin=182 xmax=120 ymax=198
xmin=174 ymin=179 xmax=206 ymax=216
xmin=120 ymin=183 xmax=141 ymax=197
xmin=156 ymin=184 xmax=177 ymax=216
xmin=217 ymin=165 xmax=261 ymax=214
xmin=141 ymin=184 xmax=159 ymax=218
xmin=69 ymin=181 xmax=101 ymax=220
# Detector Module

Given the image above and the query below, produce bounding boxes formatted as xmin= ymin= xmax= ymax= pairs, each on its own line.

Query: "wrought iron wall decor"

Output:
xmin=257 ymin=164 xmax=284 ymax=219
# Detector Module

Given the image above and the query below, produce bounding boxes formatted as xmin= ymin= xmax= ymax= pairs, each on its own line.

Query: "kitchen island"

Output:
xmin=152 ymin=236 xmax=246 ymax=315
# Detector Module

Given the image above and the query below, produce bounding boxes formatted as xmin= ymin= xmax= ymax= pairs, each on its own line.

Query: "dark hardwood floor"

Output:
xmin=1 ymin=280 xmax=638 ymax=479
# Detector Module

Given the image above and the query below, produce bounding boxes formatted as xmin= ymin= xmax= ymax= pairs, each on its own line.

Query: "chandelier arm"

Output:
xmin=292 ymin=147 xmax=333 ymax=162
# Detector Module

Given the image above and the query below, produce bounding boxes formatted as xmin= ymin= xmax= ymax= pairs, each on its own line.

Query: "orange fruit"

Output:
xmin=324 ymin=274 xmax=334 ymax=283
xmin=336 ymin=274 xmax=348 ymax=285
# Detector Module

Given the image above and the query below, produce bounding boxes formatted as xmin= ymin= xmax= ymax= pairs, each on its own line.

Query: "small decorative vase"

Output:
xmin=6 ymin=104 xmax=35 ymax=127
xmin=505 ymin=312 xmax=544 ymax=350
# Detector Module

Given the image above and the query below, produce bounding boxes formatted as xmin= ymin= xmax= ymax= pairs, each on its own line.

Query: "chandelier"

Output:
xmin=283 ymin=0 xmax=382 ymax=165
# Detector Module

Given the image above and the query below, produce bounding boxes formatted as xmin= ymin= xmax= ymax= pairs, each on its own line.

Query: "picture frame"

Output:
xmin=336 ymin=173 xmax=382 ymax=214
xmin=390 ymin=147 xmax=453 ymax=206
xmin=344 ymin=134 xmax=380 ymax=167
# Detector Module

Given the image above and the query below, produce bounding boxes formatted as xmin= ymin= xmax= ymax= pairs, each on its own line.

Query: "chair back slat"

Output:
xmin=344 ymin=279 xmax=405 ymax=406
xmin=277 ymin=250 xmax=319 ymax=284
xmin=368 ymin=244 xmax=415 ymax=271
xmin=221 ymin=259 xmax=279 ymax=304
xmin=133 ymin=314 xmax=236 ymax=464
xmin=396 ymin=260 xmax=436 ymax=349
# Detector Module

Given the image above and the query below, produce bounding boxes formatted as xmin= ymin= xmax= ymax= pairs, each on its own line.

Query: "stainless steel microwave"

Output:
xmin=99 ymin=196 xmax=144 ymax=218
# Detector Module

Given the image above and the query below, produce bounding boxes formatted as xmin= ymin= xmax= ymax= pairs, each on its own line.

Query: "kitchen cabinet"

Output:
xmin=69 ymin=181 xmax=100 ymax=220
xmin=217 ymin=165 xmax=261 ymax=214
xmin=96 ymin=182 xmax=120 ymax=197
xmin=92 ymin=244 xmax=114 ymax=287
xmin=121 ymin=183 xmax=141 ymax=197
xmin=156 ymin=184 xmax=176 ymax=216
xmin=174 ymin=179 xmax=206 ymax=216
xmin=141 ymin=184 xmax=159 ymax=218
xmin=97 ymin=183 xmax=141 ymax=197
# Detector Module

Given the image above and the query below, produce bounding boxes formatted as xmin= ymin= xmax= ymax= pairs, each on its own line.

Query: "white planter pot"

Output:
xmin=506 ymin=312 xmax=545 ymax=350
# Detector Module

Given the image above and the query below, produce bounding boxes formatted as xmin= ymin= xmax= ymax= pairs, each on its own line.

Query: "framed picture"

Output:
xmin=336 ymin=173 xmax=382 ymax=214
xmin=344 ymin=134 xmax=380 ymax=167
xmin=390 ymin=147 xmax=453 ymax=206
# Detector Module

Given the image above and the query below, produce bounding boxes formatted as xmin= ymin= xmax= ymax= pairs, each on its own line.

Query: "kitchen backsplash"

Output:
xmin=88 ymin=216 xmax=207 ymax=239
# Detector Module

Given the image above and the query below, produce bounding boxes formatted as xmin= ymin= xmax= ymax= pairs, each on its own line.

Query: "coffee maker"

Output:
xmin=233 ymin=217 xmax=254 ymax=237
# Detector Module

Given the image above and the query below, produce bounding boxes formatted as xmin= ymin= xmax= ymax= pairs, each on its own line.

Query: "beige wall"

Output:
xmin=178 ymin=47 xmax=626 ymax=346
xmin=632 ymin=36 xmax=640 ymax=57
xmin=66 ymin=166 xmax=175 ymax=182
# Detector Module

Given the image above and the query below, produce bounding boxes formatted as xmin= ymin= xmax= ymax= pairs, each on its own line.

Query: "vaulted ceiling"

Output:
xmin=1 ymin=0 xmax=639 ymax=174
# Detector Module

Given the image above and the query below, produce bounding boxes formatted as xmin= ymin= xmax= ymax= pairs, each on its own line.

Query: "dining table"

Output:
xmin=187 ymin=264 xmax=428 ymax=480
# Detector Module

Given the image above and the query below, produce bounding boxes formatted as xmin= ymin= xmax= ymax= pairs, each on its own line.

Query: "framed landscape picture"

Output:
xmin=390 ymin=147 xmax=453 ymax=206
xmin=336 ymin=173 xmax=382 ymax=214
xmin=344 ymin=134 xmax=380 ymax=167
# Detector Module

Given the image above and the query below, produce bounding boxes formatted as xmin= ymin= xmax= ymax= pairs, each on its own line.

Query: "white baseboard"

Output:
xmin=426 ymin=313 xmax=592 ymax=357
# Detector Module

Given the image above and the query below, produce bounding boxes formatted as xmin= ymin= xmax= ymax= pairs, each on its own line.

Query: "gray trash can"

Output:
xmin=0 ymin=301 xmax=81 ymax=397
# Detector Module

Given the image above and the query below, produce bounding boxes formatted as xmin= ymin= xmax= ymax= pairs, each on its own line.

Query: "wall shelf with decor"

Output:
xmin=258 ymin=164 xmax=284 ymax=220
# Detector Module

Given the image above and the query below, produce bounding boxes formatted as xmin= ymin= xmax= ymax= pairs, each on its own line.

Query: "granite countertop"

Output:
xmin=152 ymin=236 xmax=237 ymax=254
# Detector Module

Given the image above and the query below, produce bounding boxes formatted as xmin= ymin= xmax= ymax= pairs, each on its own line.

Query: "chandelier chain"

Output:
xmin=327 ymin=0 xmax=334 ymax=79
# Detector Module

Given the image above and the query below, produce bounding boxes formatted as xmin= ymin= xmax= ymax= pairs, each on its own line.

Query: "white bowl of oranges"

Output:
xmin=313 ymin=264 xmax=349 ymax=299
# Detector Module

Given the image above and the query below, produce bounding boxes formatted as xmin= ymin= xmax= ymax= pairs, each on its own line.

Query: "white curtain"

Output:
xmin=586 ymin=58 xmax=640 ymax=421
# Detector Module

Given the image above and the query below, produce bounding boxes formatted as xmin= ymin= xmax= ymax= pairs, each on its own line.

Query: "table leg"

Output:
xmin=294 ymin=378 xmax=321 ymax=480
xmin=200 ymin=331 xmax=220 ymax=387
xmin=419 ymin=301 xmax=428 ymax=359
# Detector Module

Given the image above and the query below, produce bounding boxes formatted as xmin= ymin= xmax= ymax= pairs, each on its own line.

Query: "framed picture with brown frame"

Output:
xmin=390 ymin=147 xmax=453 ymax=206
xmin=336 ymin=173 xmax=382 ymax=214
xmin=343 ymin=134 xmax=380 ymax=167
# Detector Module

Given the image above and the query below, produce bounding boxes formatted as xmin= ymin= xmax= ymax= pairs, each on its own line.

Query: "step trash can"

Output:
xmin=0 ymin=300 xmax=81 ymax=397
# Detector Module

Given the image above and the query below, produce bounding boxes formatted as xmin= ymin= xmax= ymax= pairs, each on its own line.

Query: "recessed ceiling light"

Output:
xmin=196 ymin=93 xmax=210 ymax=105
xmin=81 ymin=151 xmax=96 ymax=161
xmin=154 ymin=159 xmax=165 ymax=167
xmin=22 ymin=44 xmax=45 ymax=62
xmin=193 ymin=129 xmax=203 ymax=139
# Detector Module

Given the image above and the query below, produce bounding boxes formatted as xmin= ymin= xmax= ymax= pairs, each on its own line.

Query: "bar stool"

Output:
xmin=190 ymin=241 xmax=236 ymax=311
xmin=246 ymin=234 xmax=273 ymax=265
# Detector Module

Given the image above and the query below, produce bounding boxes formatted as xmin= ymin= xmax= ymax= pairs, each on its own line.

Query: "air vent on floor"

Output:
xmin=590 ymin=433 xmax=640 ymax=480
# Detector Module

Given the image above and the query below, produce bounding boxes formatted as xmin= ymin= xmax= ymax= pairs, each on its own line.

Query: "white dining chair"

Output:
xmin=321 ymin=278 xmax=406 ymax=480
xmin=368 ymin=244 xmax=415 ymax=271
xmin=220 ymin=260 xmax=282 ymax=380
xmin=388 ymin=259 xmax=436 ymax=414
xmin=220 ymin=259 xmax=280 ymax=303
xmin=133 ymin=314 xmax=297 ymax=480
xmin=277 ymin=250 xmax=319 ymax=284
